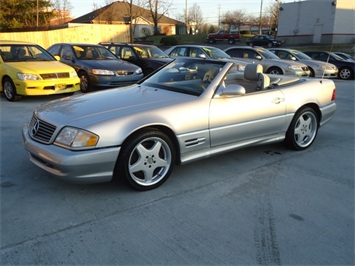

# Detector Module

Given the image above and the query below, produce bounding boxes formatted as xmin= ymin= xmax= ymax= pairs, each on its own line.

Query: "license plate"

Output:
xmin=55 ymin=84 xmax=66 ymax=90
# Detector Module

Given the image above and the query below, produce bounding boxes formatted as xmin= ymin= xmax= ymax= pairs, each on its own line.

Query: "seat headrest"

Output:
xmin=244 ymin=64 xmax=263 ymax=80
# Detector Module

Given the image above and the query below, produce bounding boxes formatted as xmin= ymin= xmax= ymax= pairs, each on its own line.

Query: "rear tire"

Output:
xmin=228 ymin=38 xmax=235 ymax=44
xmin=116 ymin=129 xmax=175 ymax=190
xmin=285 ymin=107 xmax=319 ymax=150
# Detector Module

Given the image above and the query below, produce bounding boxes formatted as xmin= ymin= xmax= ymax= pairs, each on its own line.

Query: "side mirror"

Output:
xmin=290 ymin=56 xmax=297 ymax=61
xmin=220 ymin=84 xmax=246 ymax=97
xmin=54 ymin=55 xmax=60 ymax=61
xmin=255 ymin=55 xmax=262 ymax=60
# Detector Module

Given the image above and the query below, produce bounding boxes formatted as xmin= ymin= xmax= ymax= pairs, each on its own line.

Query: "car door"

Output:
xmin=59 ymin=44 xmax=76 ymax=68
xmin=209 ymin=88 xmax=286 ymax=147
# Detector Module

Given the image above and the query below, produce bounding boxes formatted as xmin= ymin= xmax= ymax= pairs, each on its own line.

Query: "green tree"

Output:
xmin=0 ymin=0 xmax=53 ymax=30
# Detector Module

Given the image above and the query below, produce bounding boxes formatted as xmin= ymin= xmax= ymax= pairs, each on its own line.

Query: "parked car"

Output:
xmin=22 ymin=58 xmax=336 ymax=191
xmin=99 ymin=42 xmax=173 ymax=76
xmin=207 ymin=30 xmax=240 ymax=44
xmin=47 ymin=43 xmax=144 ymax=92
xmin=165 ymin=45 xmax=246 ymax=72
xmin=0 ymin=40 xmax=80 ymax=101
xmin=224 ymin=46 xmax=310 ymax=76
xmin=303 ymin=51 xmax=354 ymax=80
xmin=246 ymin=35 xmax=282 ymax=47
xmin=269 ymin=48 xmax=338 ymax=78
xmin=333 ymin=52 xmax=355 ymax=62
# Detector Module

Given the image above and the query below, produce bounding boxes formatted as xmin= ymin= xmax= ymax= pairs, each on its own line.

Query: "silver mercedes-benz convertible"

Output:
xmin=22 ymin=58 xmax=336 ymax=190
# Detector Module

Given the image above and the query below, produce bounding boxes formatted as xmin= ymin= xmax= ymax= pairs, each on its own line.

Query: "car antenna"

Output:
xmin=321 ymin=44 xmax=334 ymax=83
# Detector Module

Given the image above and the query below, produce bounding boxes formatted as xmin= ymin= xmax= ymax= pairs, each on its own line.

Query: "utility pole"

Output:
xmin=218 ymin=4 xmax=221 ymax=29
xmin=259 ymin=0 xmax=263 ymax=35
xmin=36 ymin=0 xmax=39 ymax=28
xmin=185 ymin=0 xmax=188 ymax=33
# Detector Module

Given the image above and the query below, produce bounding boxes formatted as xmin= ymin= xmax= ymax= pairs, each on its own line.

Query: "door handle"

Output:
xmin=272 ymin=97 xmax=285 ymax=104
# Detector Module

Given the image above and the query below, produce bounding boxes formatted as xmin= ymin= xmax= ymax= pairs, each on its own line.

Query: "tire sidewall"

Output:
xmin=339 ymin=67 xmax=352 ymax=80
xmin=117 ymin=129 xmax=175 ymax=190
xmin=79 ymin=71 xmax=90 ymax=93
xmin=3 ymin=77 xmax=17 ymax=101
xmin=285 ymin=107 xmax=319 ymax=150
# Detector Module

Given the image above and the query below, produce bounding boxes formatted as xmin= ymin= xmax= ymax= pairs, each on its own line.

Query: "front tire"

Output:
xmin=78 ymin=71 xmax=91 ymax=93
xmin=338 ymin=67 xmax=353 ymax=80
xmin=208 ymin=38 xmax=216 ymax=44
xmin=3 ymin=77 xmax=21 ymax=101
xmin=228 ymin=38 xmax=235 ymax=44
xmin=285 ymin=107 xmax=319 ymax=150
xmin=267 ymin=67 xmax=283 ymax=75
xmin=117 ymin=129 xmax=175 ymax=190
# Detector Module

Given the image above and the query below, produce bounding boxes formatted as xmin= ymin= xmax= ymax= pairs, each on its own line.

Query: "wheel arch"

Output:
xmin=120 ymin=125 xmax=181 ymax=165
xmin=294 ymin=103 xmax=321 ymax=126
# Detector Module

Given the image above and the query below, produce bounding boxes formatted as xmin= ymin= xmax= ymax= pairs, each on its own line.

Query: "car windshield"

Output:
xmin=203 ymin=47 xmax=231 ymax=59
xmin=72 ymin=45 xmax=117 ymax=60
xmin=290 ymin=50 xmax=312 ymax=60
xmin=0 ymin=44 xmax=55 ymax=62
xmin=142 ymin=59 xmax=227 ymax=96
xmin=330 ymin=52 xmax=347 ymax=61
xmin=133 ymin=46 xmax=169 ymax=58
xmin=256 ymin=47 xmax=280 ymax=59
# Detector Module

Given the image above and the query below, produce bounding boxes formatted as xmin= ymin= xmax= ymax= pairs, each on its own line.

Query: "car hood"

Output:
xmin=145 ymin=57 xmax=172 ymax=64
xmin=35 ymin=85 xmax=195 ymax=128
xmin=269 ymin=59 xmax=306 ymax=67
xmin=301 ymin=59 xmax=336 ymax=67
xmin=78 ymin=59 xmax=140 ymax=71
xmin=7 ymin=61 xmax=75 ymax=73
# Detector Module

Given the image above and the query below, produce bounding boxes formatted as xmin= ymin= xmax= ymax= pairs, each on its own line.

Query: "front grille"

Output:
xmin=40 ymin=72 xmax=70 ymax=79
xmin=29 ymin=115 xmax=56 ymax=144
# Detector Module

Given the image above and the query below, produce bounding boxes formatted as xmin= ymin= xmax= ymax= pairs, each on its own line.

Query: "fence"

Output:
xmin=0 ymin=24 xmax=130 ymax=48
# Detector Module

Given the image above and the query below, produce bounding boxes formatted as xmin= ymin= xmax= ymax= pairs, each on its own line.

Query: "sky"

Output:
xmin=70 ymin=0 xmax=297 ymax=24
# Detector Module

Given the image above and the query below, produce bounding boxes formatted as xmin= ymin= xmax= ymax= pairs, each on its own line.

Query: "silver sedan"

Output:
xmin=224 ymin=46 xmax=311 ymax=76
xmin=22 ymin=58 xmax=336 ymax=190
xmin=269 ymin=48 xmax=338 ymax=78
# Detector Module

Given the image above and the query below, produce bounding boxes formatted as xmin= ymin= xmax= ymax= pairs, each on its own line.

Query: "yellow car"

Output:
xmin=0 ymin=40 xmax=80 ymax=101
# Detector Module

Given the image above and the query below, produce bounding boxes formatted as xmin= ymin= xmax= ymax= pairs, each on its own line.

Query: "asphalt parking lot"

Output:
xmin=0 ymin=79 xmax=354 ymax=265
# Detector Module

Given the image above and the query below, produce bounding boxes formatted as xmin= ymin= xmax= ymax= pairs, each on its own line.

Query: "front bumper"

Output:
xmin=14 ymin=78 xmax=80 ymax=96
xmin=90 ymin=73 xmax=144 ymax=88
xmin=22 ymin=124 xmax=121 ymax=184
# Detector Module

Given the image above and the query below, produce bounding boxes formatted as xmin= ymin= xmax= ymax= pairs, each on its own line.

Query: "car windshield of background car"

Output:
xmin=73 ymin=45 xmax=117 ymax=60
xmin=290 ymin=50 xmax=312 ymax=60
xmin=204 ymin=47 xmax=231 ymax=59
xmin=331 ymin=52 xmax=347 ymax=61
xmin=134 ymin=46 xmax=169 ymax=59
xmin=142 ymin=59 xmax=226 ymax=96
xmin=257 ymin=48 xmax=280 ymax=59
xmin=1 ymin=45 xmax=55 ymax=62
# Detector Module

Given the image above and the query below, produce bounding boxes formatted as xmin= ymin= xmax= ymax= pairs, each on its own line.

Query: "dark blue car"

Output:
xmin=303 ymin=51 xmax=354 ymax=80
xmin=47 ymin=43 xmax=144 ymax=92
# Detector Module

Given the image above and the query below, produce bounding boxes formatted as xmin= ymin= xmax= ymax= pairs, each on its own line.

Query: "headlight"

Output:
xmin=55 ymin=127 xmax=99 ymax=149
xmin=70 ymin=71 xmax=78 ymax=78
xmin=92 ymin=69 xmax=115 ymax=75
xmin=135 ymin=68 xmax=143 ymax=75
xmin=17 ymin=73 xmax=40 ymax=80
xmin=288 ymin=65 xmax=302 ymax=71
